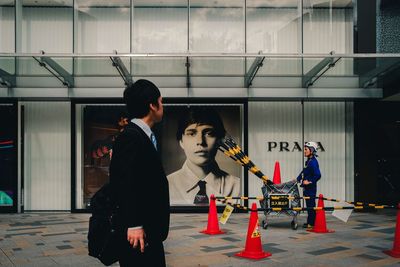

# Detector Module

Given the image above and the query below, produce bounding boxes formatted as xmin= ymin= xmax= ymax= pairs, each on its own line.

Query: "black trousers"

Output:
xmin=119 ymin=240 xmax=166 ymax=267
xmin=305 ymin=195 xmax=316 ymax=226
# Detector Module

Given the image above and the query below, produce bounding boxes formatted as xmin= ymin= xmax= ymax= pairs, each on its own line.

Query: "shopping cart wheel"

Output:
xmin=291 ymin=220 xmax=298 ymax=230
xmin=262 ymin=219 xmax=268 ymax=229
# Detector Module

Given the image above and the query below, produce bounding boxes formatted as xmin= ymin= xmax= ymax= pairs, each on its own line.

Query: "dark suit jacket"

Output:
xmin=109 ymin=122 xmax=170 ymax=242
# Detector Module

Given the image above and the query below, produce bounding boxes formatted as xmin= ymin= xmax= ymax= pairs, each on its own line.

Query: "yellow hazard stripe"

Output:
xmin=272 ymin=208 xmax=282 ymax=211
xmin=249 ymin=166 xmax=258 ymax=173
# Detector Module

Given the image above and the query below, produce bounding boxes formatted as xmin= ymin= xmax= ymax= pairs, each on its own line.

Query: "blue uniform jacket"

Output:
xmin=296 ymin=156 xmax=321 ymax=196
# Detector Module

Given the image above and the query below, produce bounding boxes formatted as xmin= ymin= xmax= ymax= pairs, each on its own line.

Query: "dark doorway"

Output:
xmin=354 ymin=101 xmax=400 ymax=205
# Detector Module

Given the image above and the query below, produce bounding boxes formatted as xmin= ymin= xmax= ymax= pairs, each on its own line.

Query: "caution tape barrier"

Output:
xmin=214 ymin=197 xmax=398 ymax=212
xmin=219 ymin=137 xmax=271 ymax=184
xmin=216 ymin=196 xmax=396 ymax=209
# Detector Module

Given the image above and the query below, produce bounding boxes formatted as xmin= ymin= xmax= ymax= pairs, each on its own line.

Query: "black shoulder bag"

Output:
xmin=87 ymin=183 xmax=120 ymax=266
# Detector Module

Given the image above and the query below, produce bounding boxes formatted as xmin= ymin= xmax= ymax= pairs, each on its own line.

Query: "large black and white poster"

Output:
xmin=160 ymin=104 xmax=243 ymax=206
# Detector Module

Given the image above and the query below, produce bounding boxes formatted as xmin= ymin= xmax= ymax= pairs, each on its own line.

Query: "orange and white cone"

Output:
xmin=235 ymin=203 xmax=272 ymax=260
xmin=308 ymin=194 xmax=334 ymax=233
xmin=384 ymin=204 xmax=400 ymax=258
xmin=200 ymin=194 xmax=225 ymax=235
xmin=272 ymin=161 xmax=282 ymax=184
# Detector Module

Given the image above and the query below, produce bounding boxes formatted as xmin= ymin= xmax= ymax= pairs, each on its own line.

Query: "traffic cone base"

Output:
xmin=235 ymin=203 xmax=272 ymax=260
xmin=383 ymin=250 xmax=400 ymax=258
xmin=200 ymin=194 xmax=225 ymax=235
xmin=307 ymin=228 xmax=335 ymax=233
xmin=200 ymin=229 xmax=225 ymax=235
xmin=383 ymin=203 xmax=400 ymax=258
xmin=235 ymin=250 xmax=272 ymax=260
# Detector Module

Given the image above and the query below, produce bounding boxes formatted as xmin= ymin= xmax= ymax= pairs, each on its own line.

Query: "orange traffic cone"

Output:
xmin=272 ymin=161 xmax=281 ymax=184
xmin=235 ymin=203 xmax=272 ymax=260
xmin=308 ymin=194 xmax=334 ymax=233
xmin=384 ymin=204 xmax=400 ymax=258
xmin=200 ymin=194 xmax=225 ymax=235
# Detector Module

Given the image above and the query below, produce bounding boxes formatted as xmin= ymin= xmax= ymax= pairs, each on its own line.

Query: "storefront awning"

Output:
xmin=1 ymin=52 xmax=399 ymax=99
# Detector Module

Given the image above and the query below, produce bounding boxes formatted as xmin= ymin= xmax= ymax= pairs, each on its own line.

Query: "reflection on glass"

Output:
xmin=303 ymin=0 xmax=353 ymax=53
xmin=75 ymin=57 xmax=129 ymax=76
xmin=0 ymin=1 xmax=15 ymax=53
xmin=303 ymin=0 xmax=353 ymax=75
xmin=131 ymin=57 xmax=186 ymax=76
xmin=189 ymin=0 xmax=244 ymax=52
xmin=246 ymin=0 xmax=300 ymax=53
xmin=76 ymin=0 xmax=130 ymax=53
xmin=246 ymin=58 xmax=301 ymax=76
xmin=0 ymin=57 xmax=15 ymax=75
xmin=191 ymin=57 xmax=244 ymax=76
xmin=17 ymin=57 xmax=73 ymax=76
xmin=132 ymin=0 xmax=187 ymax=53
xmin=21 ymin=0 xmax=73 ymax=53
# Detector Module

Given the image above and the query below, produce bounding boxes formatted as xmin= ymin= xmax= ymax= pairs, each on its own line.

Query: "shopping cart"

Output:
xmin=260 ymin=180 xmax=300 ymax=230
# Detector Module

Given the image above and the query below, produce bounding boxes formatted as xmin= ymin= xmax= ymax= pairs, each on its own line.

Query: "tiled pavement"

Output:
xmin=1 ymin=210 xmax=400 ymax=266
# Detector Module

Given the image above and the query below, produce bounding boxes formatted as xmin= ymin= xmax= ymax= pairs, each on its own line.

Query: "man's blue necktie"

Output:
xmin=150 ymin=133 xmax=157 ymax=150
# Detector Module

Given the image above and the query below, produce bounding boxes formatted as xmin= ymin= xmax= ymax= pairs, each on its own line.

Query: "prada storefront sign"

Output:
xmin=267 ymin=141 xmax=325 ymax=152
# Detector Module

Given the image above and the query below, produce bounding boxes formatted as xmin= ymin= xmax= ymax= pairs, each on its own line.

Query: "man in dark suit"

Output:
xmin=109 ymin=79 xmax=170 ymax=267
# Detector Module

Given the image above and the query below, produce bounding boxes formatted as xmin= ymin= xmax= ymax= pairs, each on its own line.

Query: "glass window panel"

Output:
xmin=247 ymin=58 xmax=302 ymax=76
xmin=76 ymin=0 xmax=130 ymax=53
xmin=190 ymin=57 xmax=244 ymax=76
xmin=132 ymin=0 xmax=188 ymax=53
xmin=303 ymin=0 xmax=353 ymax=53
xmin=0 ymin=0 xmax=15 ymax=53
xmin=21 ymin=0 xmax=73 ymax=53
xmin=131 ymin=57 xmax=186 ymax=76
xmin=0 ymin=57 xmax=15 ymax=75
xmin=189 ymin=0 xmax=244 ymax=52
xmin=75 ymin=57 xmax=129 ymax=76
xmin=323 ymin=57 xmax=354 ymax=76
xmin=246 ymin=0 xmax=301 ymax=53
xmin=17 ymin=57 xmax=72 ymax=76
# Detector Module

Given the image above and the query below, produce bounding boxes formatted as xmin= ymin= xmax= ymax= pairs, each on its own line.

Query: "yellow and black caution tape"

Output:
xmin=219 ymin=137 xmax=271 ymax=185
xmin=217 ymin=196 xmax=265 ymax=200
xmin=320 ymin=197 xmax=395 ymax=209
xmin=216 ymin=195 xmax=397 ymax=209
xmin=214 ymin=197 xmax=398 ymax=212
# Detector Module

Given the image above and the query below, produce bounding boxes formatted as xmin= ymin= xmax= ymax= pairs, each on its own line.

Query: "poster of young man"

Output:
xmin=160 ymin=104 xmax=243 ymax=206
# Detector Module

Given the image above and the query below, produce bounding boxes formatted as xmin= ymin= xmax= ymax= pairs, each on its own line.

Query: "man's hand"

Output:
xmin=302 ymin=180 xmax=311 ymax=185
xmin=127 ymin=228 xmax=146 ymax=253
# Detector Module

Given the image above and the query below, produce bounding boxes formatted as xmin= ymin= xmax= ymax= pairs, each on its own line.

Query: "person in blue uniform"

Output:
xmin=296 ymin=142 xmax=321 ymax=229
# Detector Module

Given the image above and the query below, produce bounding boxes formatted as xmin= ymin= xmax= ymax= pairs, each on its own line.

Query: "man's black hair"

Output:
xmin=176 ymin=106 xmax=226 ymax=141
xmin=123 ymin=79 xmax=161 ymax=119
